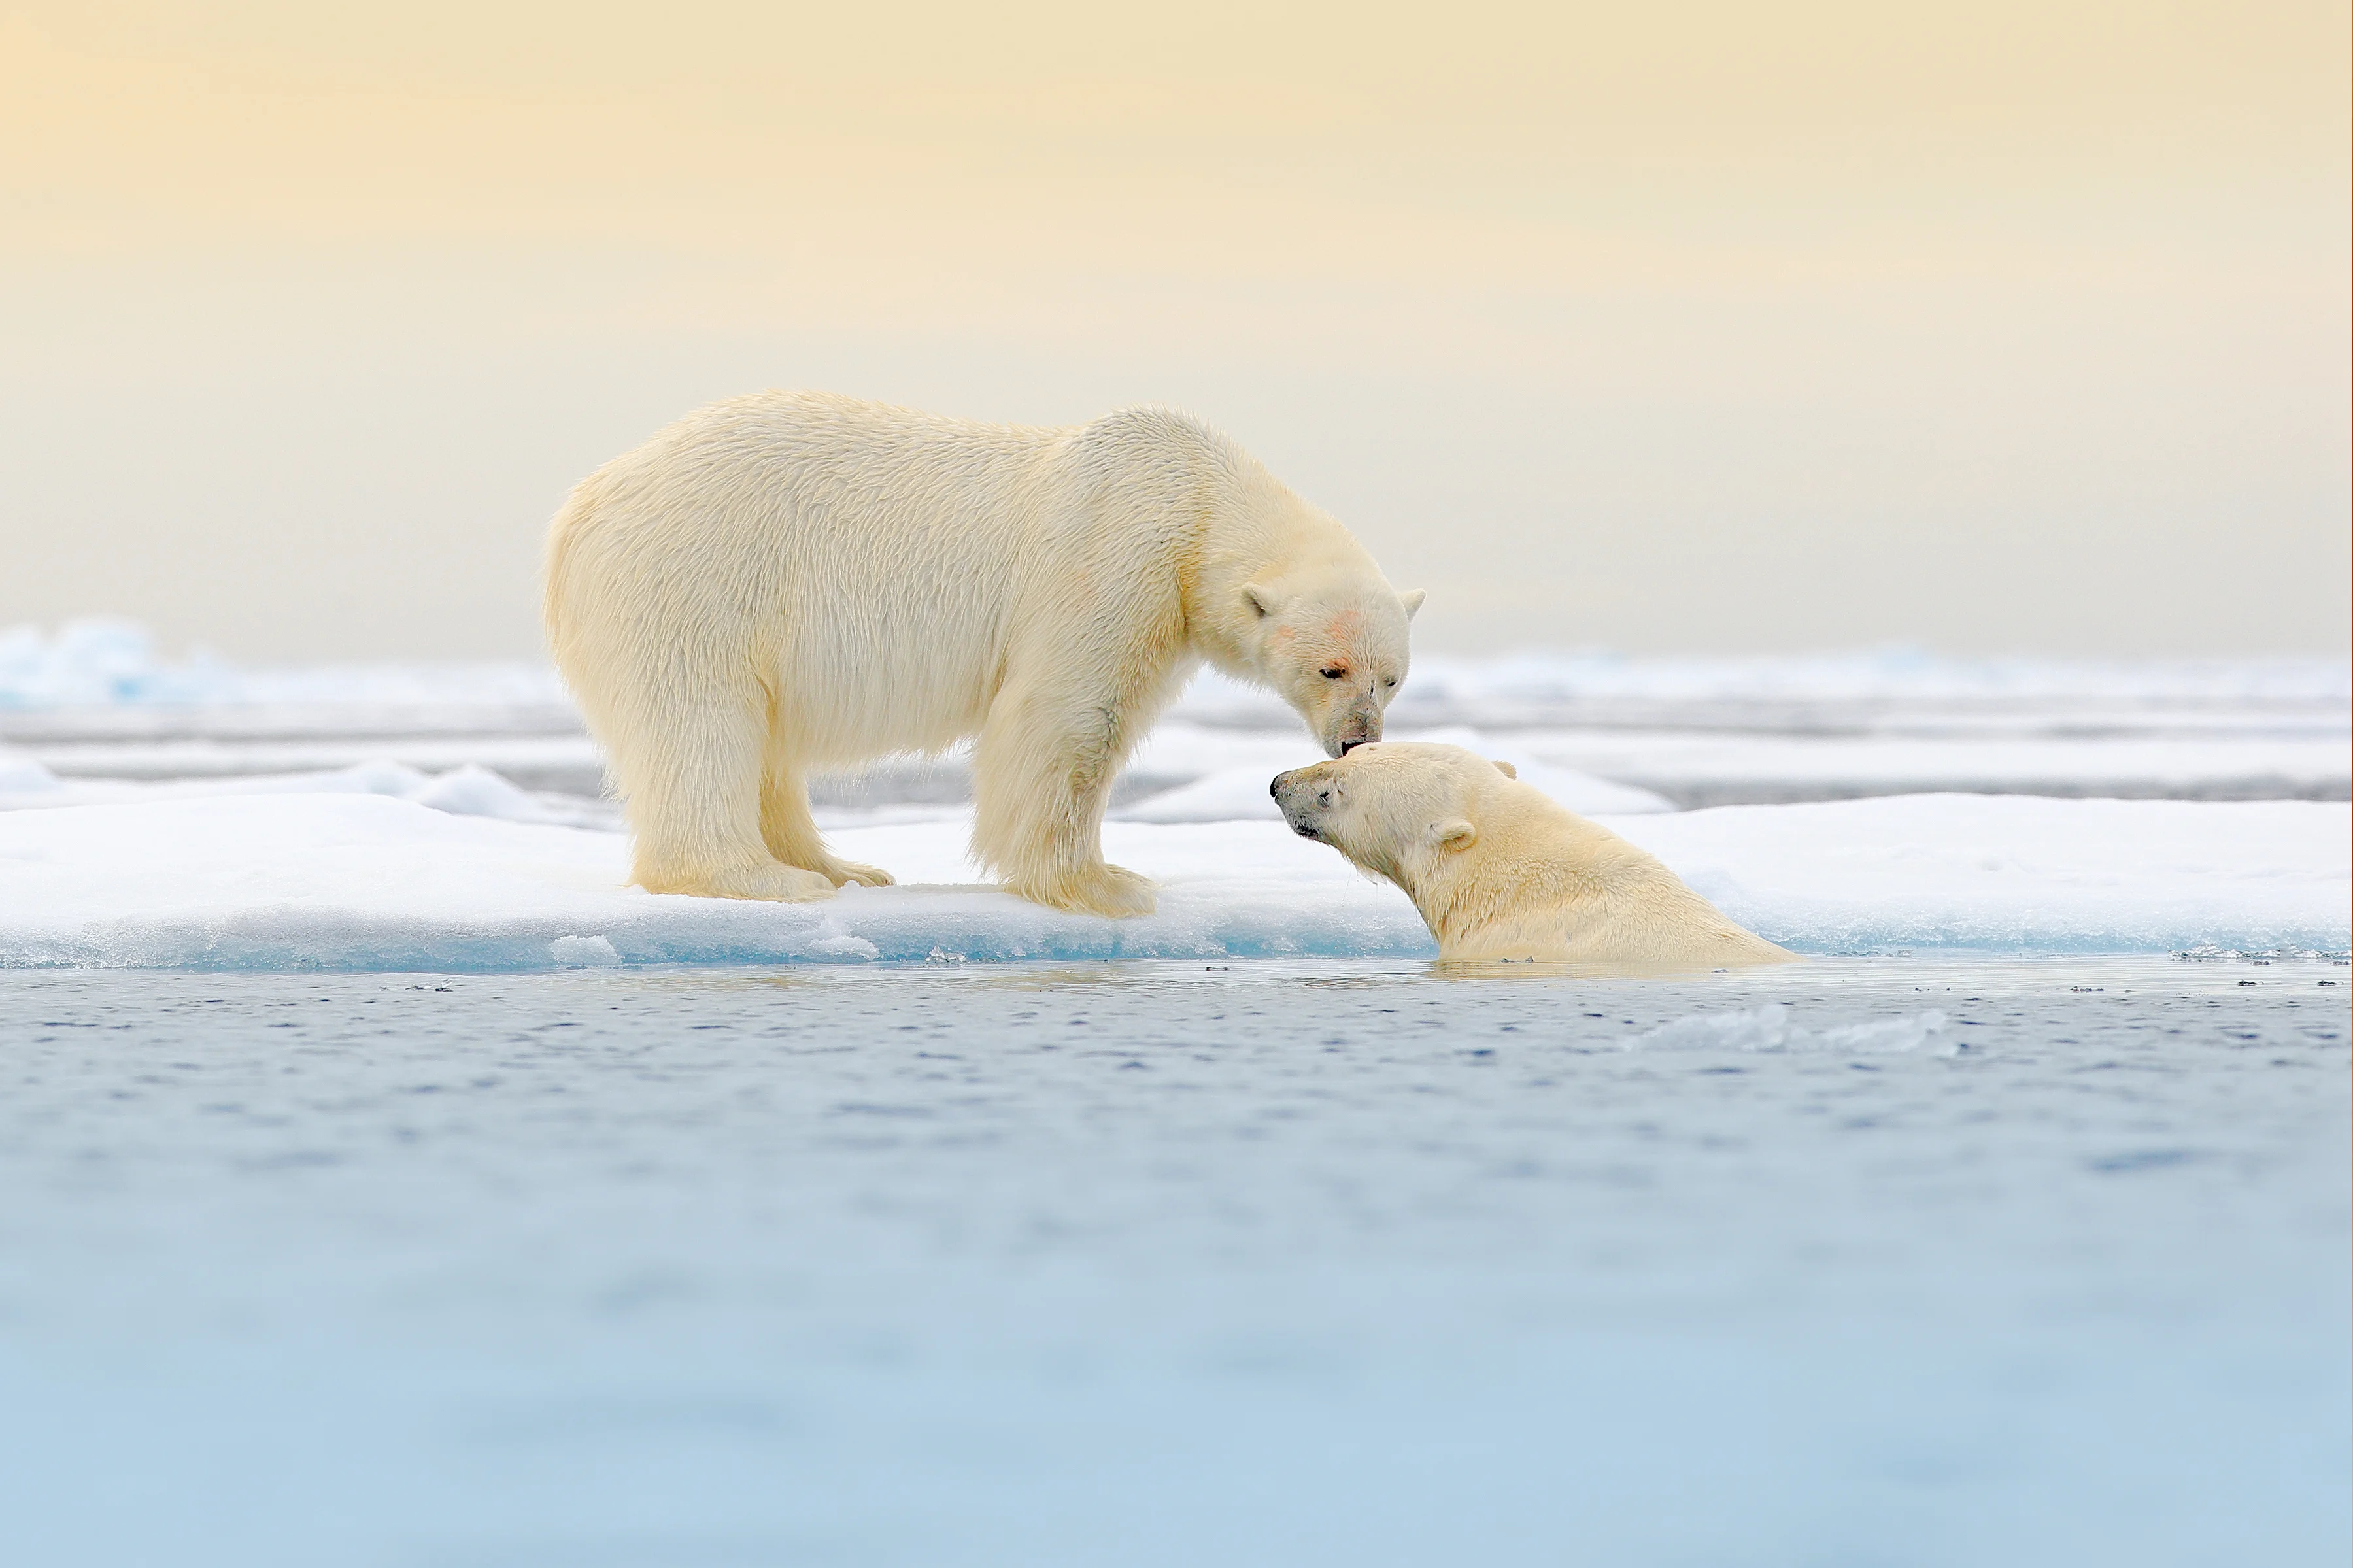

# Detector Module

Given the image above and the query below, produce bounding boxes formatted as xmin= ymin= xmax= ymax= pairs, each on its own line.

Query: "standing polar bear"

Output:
xmin=545 ymin=391 xmax=1423 ymax=916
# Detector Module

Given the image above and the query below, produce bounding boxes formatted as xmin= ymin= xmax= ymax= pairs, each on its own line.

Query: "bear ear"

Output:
xmin=1399 ymin=588 xmax=1427 ymax=620
xmin=1434 ymin=818 xmax=1477 ymax=852
xmin=1491 ymin=759 xmax=1517 ymax=779
xmin=1240 ymin=584 xmax=1280 ymax=620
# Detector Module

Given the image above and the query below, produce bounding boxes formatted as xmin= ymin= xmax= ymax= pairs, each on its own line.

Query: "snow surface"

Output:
xmin=0 ymin=789 xmax=2340 ymax=970
xmin=3 ymin=621 xmax=2343 ymax=971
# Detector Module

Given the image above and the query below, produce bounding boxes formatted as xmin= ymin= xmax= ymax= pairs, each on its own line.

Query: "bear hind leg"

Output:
xmin=607 ymin=682 xmax=834 ymax=903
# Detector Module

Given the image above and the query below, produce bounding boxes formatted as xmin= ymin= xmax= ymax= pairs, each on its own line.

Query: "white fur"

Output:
xmin=545 ymin=391 xmax=1421 ymax=915
xmin=1273 ymin=743 xmax=1797 ymax=970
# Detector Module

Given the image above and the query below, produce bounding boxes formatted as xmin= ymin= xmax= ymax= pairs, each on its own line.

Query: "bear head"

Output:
xmin=1238 ymin=573 xmax=1425 ymax=758
xmin=1269 ymin=741 xmax=1517 ymax=885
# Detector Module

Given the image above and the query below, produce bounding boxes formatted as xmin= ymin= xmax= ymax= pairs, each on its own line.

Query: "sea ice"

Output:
xmin=0 ymin=788 xmax=2339 ymax=971
xmin=2 ymin=620 xmax=2345 ymax=971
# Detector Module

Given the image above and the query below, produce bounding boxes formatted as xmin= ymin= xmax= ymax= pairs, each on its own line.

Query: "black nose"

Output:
xmin=1268 ymin=775 xmax=1283 ymax=799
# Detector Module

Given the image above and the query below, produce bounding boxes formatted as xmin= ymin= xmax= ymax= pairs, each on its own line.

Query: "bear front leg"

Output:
xmin=971 ymin=695 xmax=1155 ymax=918
xmin=759 ymin=761 xmax=894 ymax=888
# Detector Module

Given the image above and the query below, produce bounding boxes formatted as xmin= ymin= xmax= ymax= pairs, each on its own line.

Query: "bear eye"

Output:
xmin=1317 ymin=790 xmax=1331 ymax=807
xmin=1319 ymin=666 xmax=1346 ymax=680
xmin=1383 ymin=677 xmax=1397 ymax=688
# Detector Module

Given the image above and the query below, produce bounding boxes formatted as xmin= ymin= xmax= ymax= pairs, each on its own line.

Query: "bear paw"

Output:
xmin=819 ymin=858 xmax=896 ymax=888
xmin=1015 ymin=861 xmax=1157 ymax=918
xmin=657 ymin=861 xmax=838 ymax=903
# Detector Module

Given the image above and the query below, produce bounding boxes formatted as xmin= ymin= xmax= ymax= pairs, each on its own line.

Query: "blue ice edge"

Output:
xmin=5 ymin=890 xmax=2346 ymax=973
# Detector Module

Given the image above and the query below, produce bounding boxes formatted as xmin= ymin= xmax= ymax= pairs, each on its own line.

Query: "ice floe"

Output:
xmin=0 ymin=789 xmax=2340 ymax=971
xmin=2 ymin=620 xmax=2343 ymax=970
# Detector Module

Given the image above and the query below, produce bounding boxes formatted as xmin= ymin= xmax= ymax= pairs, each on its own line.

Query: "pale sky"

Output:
xmin=1 ymin=1 xmax=2346 ymax=660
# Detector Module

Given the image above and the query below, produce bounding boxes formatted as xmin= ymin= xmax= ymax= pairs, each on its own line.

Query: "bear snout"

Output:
xmin=1269 ymin=769 xmax=1323 ymax=839
xmin=1329 ymin=712 xmax=1380 ymax=756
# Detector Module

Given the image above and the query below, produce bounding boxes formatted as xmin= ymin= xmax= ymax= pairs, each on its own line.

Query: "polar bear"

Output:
xmin=545 ymin=391 xmax=1423 ymax=916
xmin=1272 ymin=743 xmax=1795 ymax=969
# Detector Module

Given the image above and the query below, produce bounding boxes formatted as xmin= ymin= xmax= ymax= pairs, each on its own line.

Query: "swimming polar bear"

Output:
xmin=545 ymin=391 xmax=1423 ymax=916
xmin=1272 ymin=743 xmax=1795 ymax=969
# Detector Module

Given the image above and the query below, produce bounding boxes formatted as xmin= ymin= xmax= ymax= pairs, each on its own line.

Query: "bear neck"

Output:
xmin=1181 ymin=468 xmax=1371 ymax=680
xmin=1413 ymin=793 xmax=1615 ymax=949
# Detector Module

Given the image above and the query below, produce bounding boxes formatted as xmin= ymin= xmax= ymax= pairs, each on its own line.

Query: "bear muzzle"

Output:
xmin=1269 ymin=768 xmax=1325 ymax=839
xmin=1328 ymin=709 xmax=1381 ymax=757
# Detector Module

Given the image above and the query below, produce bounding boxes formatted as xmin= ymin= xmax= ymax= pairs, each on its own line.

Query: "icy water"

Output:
xmin=1 ymin=959 xmax=2345 ymax=1567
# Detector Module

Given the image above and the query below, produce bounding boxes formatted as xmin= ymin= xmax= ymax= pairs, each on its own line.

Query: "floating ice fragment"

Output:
xmin=548 ymin=935 xmax=621 ymax=967
xmin=2175 ymin=942 xmax=2352 ymax=965
xmin=807 ymin=929 xmax=881 ymax=960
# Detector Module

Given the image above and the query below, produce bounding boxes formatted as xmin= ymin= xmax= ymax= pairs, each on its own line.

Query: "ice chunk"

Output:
xmin=547 ymin=934 xmax=622 ymax=967
xmin=407 ymin=763 xmax=546 ymax=820
xmin=336 ymin=759 xmax=433 ymax=797
xmin=0 ymin=751 xmax=61 ymax=794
